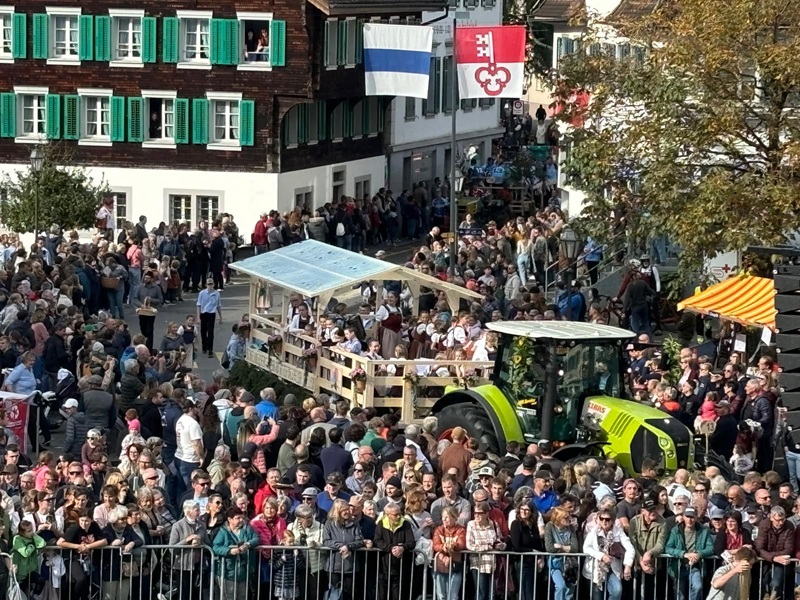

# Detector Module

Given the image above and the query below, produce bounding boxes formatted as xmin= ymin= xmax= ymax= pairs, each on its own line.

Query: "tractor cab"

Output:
xmin=487 ymin=321 xmax=633 ymax=443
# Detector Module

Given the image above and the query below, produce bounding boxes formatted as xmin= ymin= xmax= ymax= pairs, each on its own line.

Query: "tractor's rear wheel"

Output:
xmin=436 ymin=402 xmax=500 ymax=454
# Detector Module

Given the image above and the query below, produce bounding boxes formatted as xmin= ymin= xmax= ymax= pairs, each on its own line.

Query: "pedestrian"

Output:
xmin=197 ymin=278 xmax=223 ymax=359
xmin=133 ymin=272 xmax=163 ymax=351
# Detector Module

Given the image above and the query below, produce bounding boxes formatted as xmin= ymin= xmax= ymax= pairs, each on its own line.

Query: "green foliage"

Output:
xmin=227 ymin=360 xmax=309 ymax=401
xmin=555 ymin=0 xmax=800 ymax=274
xmin=0 ymin=143 xmax=110 ymax=233
xmin=661 ymin=336 xmax=683 ymax=385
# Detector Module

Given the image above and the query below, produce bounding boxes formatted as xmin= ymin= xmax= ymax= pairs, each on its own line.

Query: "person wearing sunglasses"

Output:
xmin=664 ymin=506 xmax=714 ymax=600
xmin=582 ymin=508 xmax=634 ymax=600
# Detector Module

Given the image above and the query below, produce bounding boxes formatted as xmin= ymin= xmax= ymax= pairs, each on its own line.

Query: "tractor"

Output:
xmin=432 ymin=321 xmax=694 ymax=475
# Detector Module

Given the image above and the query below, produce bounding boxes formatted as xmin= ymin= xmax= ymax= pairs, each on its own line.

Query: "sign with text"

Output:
xmin=1 ymin=391 xmax=32 ymax=454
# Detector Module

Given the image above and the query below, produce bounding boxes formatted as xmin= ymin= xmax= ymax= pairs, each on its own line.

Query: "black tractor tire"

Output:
xmin=436 ymin=402 xmax=500 ymax=454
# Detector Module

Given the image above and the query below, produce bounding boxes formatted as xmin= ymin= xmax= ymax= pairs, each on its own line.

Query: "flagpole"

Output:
xmin=450 ymin=16 xmax=458 ymax=275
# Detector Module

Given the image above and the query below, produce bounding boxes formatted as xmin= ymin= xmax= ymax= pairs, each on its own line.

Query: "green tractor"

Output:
xmin=432 ymin=321 xmax=694 ymax=475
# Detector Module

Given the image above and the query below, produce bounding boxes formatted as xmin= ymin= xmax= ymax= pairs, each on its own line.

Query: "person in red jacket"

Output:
xmin=252 ymin=213 xmax=269 ymax=254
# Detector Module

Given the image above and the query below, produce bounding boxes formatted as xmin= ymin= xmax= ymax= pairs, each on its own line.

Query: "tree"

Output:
xmin=555 ymin=0 xmax=800 ymax=272
xmin=0 ymin=143 xmax=110 ymax=234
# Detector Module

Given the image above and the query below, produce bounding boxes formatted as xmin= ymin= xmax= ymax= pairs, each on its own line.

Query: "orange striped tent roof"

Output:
xmin=677 ymin=275 xmax=777 ymax=331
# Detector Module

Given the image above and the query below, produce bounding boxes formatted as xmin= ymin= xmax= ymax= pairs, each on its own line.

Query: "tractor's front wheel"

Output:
xmin=436 ymin=402 xmax=500 ymax=454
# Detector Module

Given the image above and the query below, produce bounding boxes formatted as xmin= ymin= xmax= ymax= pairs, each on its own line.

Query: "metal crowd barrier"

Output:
xmin=14 ymin=545 xmax=793 ymax=600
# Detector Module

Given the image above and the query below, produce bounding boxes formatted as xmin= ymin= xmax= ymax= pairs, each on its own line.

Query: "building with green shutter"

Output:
xmin=0 ymin=0 xmax=446 ymax=235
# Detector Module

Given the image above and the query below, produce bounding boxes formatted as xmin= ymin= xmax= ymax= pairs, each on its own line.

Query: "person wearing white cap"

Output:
xmin=62 ymin=398 xmax=90 ymax=455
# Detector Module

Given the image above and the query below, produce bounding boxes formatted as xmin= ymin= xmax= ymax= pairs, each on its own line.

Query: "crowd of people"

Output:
xmin=0 ymin=339 xmax=793 ymax=600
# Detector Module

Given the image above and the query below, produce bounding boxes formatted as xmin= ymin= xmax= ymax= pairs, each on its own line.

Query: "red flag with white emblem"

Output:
xmin=455 ymin=26 xmax=526 ymax=99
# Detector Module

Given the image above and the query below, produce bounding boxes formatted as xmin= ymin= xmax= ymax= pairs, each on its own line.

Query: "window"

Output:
xmin=332 ymin=169 xmax=345 ymax=202
xmin=53 ymin=13 xmax=79 ymax=58
xmin=479 ymin=98 xmax=495 ymax=109
xmin=22 ymin=94 xmax=46 ymax=136
xmin=295 ymin=187 xmax=313 ymax=208
xmin=137 ymin=91 xmax=183 ymax=147
xmin=283 ymin=105 xmax=299 ymax=147
xmin=170 ymin=194 xmax=192 ymax=222
xmin=197 ymin=195 xmax=219 ymax=222
xmin=354 ymin=177 xmax=370 ymax=201
xmin=178 ymin=12 xmax=211 ymax=65
xmin=460 ymin=98 xmax=477 ymax=111
xmin=114 ymin=15 xmax=142 ymax=61
xmin=84 ymin=96 xmax=110 ymax=139
xmin=366 ymin=97 xmax=380 ymax=135
xmin=196 ymin=93 xmax=253 ymax=149
xmin=0 ymin=11 xmax=11 ymax=57
xmin=405 ymin=97 xmax=416 ymax=120
xmin=112 ymin=192 xmax=128 ymax=224
xmin=238 ymin=13 xmax=284 ymax=69
xmin=33 ymin=10 xmax=88 ymax=63
xmin=213 ymin=100 xmax=238 ymax=142
xmin=482 ymin=0 xmax=496 ymax=6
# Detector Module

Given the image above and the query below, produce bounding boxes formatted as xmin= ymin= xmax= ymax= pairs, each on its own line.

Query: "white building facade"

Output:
xmin=385 ymin=0 xmax=504 ymax=194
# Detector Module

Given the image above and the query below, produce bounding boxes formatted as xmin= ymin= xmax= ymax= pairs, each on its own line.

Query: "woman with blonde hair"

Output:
xmin=405 ymin=488 xmax=434 ymax=539
xmin=544 ymin=505 xmax=579 ymax=600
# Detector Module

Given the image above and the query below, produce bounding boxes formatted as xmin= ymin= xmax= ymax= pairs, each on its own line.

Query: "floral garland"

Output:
xmin=509 ymin=336 xmax=533 ymax=398
xmin=453 ymin=369 xmax=481 ymax=389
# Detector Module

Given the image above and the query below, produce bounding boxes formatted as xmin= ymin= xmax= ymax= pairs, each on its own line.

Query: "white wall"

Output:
xmin=388 ymin=5 xmax=502 ymax=149
xmin=276 ymin=155 xmax=386 ymax=214
xmin=0 ymin=155 xmax=384 ymax=239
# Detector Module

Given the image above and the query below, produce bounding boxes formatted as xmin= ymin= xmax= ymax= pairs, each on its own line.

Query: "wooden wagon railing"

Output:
xmin=246 ymin=314 xmax=495 ymax=423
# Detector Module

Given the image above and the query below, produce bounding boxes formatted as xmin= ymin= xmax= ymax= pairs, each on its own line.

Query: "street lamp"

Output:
xmin=559 ymin=224 xmax=581 ymax=320
xmin=30 ymin=147 xmax=44 ymax=241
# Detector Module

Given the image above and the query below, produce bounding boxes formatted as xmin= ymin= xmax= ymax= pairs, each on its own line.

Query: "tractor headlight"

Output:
xmin=659 ymin=437 xmax=669 ymax=448
xmin=666 ymin=450 xmax=675 ymax=459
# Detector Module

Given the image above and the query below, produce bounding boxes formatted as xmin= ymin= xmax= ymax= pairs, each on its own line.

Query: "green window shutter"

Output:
xmin=323 ymin=21 xmax=330 ymax=67
xmin=337 ymin=20 xmax=346 ymax=66
xmin=142 ymin=17 xmax=157 ymax=63
xmin=210 ymin=19 xmax=227 ymax=65
xmin=79 ymin=15 xmax=93 ymax=60
xmin=192 ymin=98 xmax=208 ymax=144
xmin=110 ymin=96 xmax=125 ymax=142
xmin=174 ymin=98 xmax=189 ymax=144
xmin=317 ymin=100 xmax=327 ymax=141
xmin=270 ymin=20 xmax=286 ymax=67
xmin=240 ymin=100 xmax=254 ymax=146
xmin=94 ymin=16 xmax=110 ymax=61
xmin=226 ymin=20 xmax=239 ymax=65
xmin=0 ymin=93 xmax=15 ymax=138
xmin=162 ymin=17 xmax=178 ymax=63
xmin=12 ymin=13 xmax=26 ymax=59
xmin=355 ymin=19 xmax=364 ymax=64
xmin=32 ymin=14 xmax=48 ymax=59
xmin=127 ymin=97 xmax=143 ymax=142
xmin=46 ymin=94 xmax=61 ymax=139
xmin=377 ymin=98 xmax=384 ymax=132
xmin=363 ymin=100 xmax=369 ymax=136
xmin=297 ymin=105 xmax=308 ymax=144
xmin=63 ymin=95 xmax=80 ymax=140
xmin=343 ymin=101 xmax=352 ymax=137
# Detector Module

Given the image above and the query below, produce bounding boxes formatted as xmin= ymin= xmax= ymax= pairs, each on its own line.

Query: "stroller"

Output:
xmin=42 ymin=368 xmax=78 ymax=428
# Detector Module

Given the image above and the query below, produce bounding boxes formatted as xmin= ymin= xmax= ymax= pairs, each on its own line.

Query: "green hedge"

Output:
xmin=227 ymin=360 xmax=310 ymax=401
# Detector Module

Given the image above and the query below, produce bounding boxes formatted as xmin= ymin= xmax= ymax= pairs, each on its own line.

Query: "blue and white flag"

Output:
xmin=363 ymin=23 xmax=433 ymax=99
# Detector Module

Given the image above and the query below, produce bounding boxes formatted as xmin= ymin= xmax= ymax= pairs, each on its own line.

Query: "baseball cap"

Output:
xmin=708 ymin=506 xmax=725 ymax=520
xmin=302 ymin=487 xmax=319 ymax=498
xmin=522 ymin=455 xmax=537 ymax=470
xmin=641 ymin=499 xmax=657 ymax=511
xmin=534 ymin=470 xmax=552 ymax=481
xmin=62 ymin=398 xmax=79 ymax=410
xmin=375 ymin=250 xmax=387 ymax=258
xmin=478 ymin=466 xmax=495 ymax=478
xmin=683 ymin=507 xmax=697 ymax=518
xmin=87 ymin=375 xmax=103 ymax=386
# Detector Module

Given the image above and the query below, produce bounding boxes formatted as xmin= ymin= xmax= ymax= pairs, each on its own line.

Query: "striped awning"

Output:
xmin=677 ymin=275 xmax=776 ymax=330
